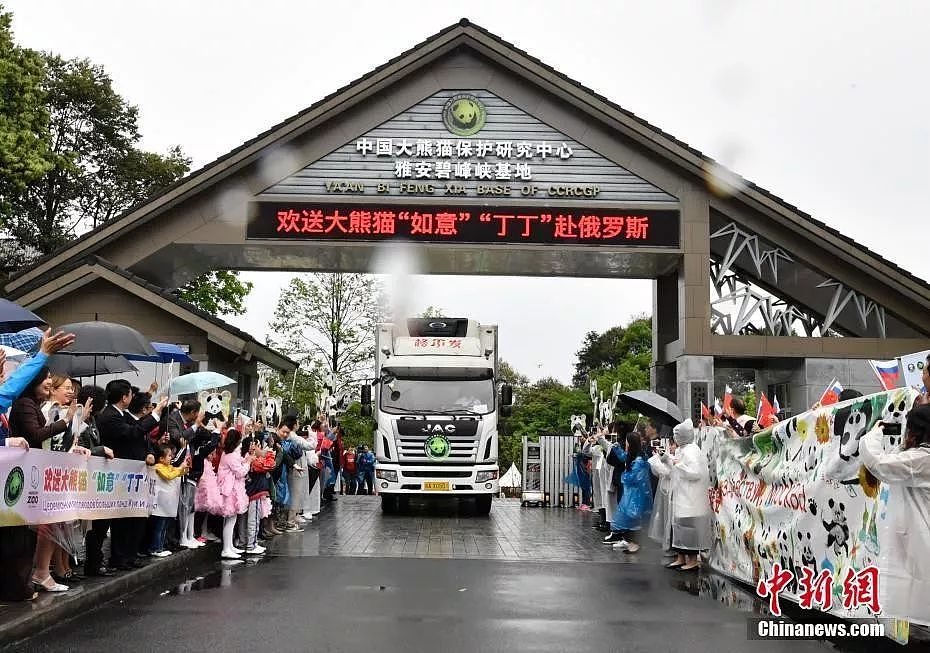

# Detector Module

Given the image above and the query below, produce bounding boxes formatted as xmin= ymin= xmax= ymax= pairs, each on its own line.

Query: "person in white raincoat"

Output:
xmin=859 ymin=403 xmax=930 ymax=626
xmin=647 ymin=439 xmax=676 ymax=558
xmin=663 ymin=419 xmax=712 ymax=571
xmin=584 ymin=431 xmax=615 ymax=531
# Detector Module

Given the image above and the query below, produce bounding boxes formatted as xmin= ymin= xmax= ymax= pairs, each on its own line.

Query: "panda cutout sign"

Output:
xmin=198 ymin=390 xmax=231 ymax=424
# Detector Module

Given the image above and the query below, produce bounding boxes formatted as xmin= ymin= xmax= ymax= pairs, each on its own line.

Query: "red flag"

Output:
xmin=758 ymin=393 xmax=776 ymax=428
xmin=722 ymin=385 xmax=733 ymax=415
xmin=701 ymin=402 xmax=712 ymax=421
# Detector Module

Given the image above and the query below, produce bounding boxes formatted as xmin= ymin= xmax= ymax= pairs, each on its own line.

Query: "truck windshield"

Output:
xmin=380 ymin=377 xmax=495 ymax=415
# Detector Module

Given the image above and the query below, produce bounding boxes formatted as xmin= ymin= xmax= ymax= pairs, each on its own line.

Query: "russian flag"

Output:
xmin=713 ymin=398 xmax=723 ymax=416
xmin=869 ymin=359 xmax=900 ymax=391
xmin=772 ymin=395 xmax=781 ymax=414
xmin=819 ymin=378 xmax=844 ymax=406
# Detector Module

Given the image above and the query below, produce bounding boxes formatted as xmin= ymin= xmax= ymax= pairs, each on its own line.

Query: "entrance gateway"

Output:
xmin=6 ymin=19 xmax=930 ymax=421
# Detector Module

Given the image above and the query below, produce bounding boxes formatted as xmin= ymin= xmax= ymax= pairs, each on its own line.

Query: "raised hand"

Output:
xmin=40 ymin=329 xmax=76 ymax=355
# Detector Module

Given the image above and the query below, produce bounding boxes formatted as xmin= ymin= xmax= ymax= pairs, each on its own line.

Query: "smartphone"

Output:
xmin=650 ymin=439 xmax=661 ymax=448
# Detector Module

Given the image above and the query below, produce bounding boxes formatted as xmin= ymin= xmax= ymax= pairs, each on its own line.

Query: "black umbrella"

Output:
xmin=57 ymin=321 xmax=157 ymax=358
xmin=619 ymin=390 xmax=684 ymax=426
xmin=47 ymin=354 xmax=138 ymax=378
xmin=0 ymin=299 xmax=46 ymax=334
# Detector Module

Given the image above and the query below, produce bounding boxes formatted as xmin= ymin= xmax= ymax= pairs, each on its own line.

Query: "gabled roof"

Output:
xmin=19 ymin=256 xmax=296 ymax=372
xmin=6 ymin=18 xmax=929 ymax=308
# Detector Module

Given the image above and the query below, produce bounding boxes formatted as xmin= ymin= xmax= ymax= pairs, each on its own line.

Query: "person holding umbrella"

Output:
xmin=97 ymin=379 xmax=167 ymax=571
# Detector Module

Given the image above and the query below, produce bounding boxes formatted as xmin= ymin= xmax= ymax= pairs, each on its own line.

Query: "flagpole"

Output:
xmin=818 ymin=377 xmax=838 ymax=405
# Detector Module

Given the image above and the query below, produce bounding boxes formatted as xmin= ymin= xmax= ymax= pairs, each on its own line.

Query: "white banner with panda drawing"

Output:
xmin=704 ymin=387 xmax=924 ymax=629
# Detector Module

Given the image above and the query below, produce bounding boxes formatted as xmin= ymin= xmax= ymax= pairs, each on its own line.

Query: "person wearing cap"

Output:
xmin=663 ymin=419 xmax=712 ymax=571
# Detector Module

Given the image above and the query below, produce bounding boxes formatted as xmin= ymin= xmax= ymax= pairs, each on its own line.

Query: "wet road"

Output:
xmin=11 ymin=498 xmax=910 ymax=652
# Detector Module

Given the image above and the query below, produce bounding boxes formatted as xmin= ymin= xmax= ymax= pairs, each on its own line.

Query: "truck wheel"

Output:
xmin=381 ymin=495 xmax=398 ymax=514
xmin=474 ymin=495 xmax=492 ymax=515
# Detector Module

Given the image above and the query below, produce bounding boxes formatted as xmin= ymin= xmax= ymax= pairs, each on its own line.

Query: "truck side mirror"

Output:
xmin=500 ymin=384 xmax=513 ymax=407
xmin=360 ymin=385 xmax=372 ymax=417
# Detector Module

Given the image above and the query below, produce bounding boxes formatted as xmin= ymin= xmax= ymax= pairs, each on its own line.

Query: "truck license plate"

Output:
xmin=423 ymin=481 xmax=450 ymax=491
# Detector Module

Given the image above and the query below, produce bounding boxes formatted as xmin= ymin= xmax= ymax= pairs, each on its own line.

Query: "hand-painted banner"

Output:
xmin=0 ymin=448 xmax=155 ymax=526
xmin=702 ymin=388 xmax=922 ymax=625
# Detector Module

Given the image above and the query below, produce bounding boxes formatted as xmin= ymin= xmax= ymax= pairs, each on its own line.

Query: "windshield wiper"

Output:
xmin=448 ymin=408 xmax=486 ymax=415
xmin=384 ymin=407 xmax=439 ymax=415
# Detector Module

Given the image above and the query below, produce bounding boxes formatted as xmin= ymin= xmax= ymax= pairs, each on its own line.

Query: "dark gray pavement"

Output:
xmin=6 ymin=497 xmax=915 ymax=652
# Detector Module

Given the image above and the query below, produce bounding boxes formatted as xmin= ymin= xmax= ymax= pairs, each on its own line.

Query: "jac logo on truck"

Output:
xmin=421 ymin=423 xmax=456 ymax=435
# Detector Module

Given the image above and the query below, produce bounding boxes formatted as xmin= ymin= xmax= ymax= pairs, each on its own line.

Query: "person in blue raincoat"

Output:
xmin=608 ymin=432 xmax=653 ymax=554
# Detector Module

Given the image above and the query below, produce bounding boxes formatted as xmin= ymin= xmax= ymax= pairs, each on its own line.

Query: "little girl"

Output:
xmin=215 ymin=429 xmax=251 ymax=559
xmin=151 ymin=444 xmax=188 ymax=557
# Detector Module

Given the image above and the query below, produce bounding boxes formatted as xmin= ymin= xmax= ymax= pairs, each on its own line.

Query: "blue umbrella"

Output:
xmin=125 ymin=342 xmax=193 ymax=364
xmin=0 ymin=327 xmax=44 ymax=353
xmin=169 ymin=371 xmax=236 ymax=396
xmin=0 ymin=299 xmax=45 ymax=334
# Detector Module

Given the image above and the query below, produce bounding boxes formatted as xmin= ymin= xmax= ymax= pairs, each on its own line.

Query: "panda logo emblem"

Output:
xmin=442 ymin=94 xmax=486 ymax=136
xmin=425 ymin=434 xmax=451 ymax=461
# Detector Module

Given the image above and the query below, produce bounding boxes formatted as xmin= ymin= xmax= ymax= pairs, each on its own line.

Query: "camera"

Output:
xmin=881 ymin=422 xmax=902 ymax=436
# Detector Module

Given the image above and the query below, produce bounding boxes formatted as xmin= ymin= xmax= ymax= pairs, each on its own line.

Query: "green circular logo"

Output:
xmin=425 ymin=434 xmax=451 ymax=461
xmin=442 ymin=94 xmax=486 ymax=136
xmin=4 ymin=466 xmax=24 ymax=507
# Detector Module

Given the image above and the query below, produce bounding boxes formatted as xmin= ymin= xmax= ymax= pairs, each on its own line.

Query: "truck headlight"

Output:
xmin=376 ymin=469 xmax=398 ymax=483
xmin=475 ymin=470 xmax=498 ymax=483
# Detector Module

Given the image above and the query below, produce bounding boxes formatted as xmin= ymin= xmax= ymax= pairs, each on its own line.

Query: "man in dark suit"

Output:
xmin=93 ymin=379 xmax=167 ymax=571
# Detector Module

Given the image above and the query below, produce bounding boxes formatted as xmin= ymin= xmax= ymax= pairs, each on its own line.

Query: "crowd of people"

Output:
xmin=571 ymin=366 xmax=930 ymax=584
xmin=574 ymin=417 xmax=711 ymax=568
xmin=0 ymin=327 xmax=379 ymax=602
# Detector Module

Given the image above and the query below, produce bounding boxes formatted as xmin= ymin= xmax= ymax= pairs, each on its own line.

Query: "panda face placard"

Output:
xmin=199 ymin=390 xmax=232 ymax=423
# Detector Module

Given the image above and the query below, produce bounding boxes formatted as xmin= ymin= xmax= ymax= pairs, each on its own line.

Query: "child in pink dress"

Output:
xmin=214 ymin=429 xmax=251 ymax=559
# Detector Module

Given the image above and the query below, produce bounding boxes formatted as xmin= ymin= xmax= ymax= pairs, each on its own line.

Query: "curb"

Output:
xmin=0 ymin=544 xmax=218 ymax=648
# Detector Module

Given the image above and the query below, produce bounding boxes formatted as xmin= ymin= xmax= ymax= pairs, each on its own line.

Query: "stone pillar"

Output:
xmin=802 ymin=358 xmax=884 ymax=409
xmin=676 ymin=355 xmax=714 ymax=423
xmin=678 ymin=189 xmax=711 ymax=356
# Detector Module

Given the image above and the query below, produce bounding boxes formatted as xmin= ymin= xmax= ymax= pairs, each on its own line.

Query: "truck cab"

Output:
xmin=362 ymin=318 xmax=512 ymax=515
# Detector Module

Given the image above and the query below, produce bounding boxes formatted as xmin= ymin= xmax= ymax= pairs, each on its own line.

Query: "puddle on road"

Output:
xmin=671 ymin=570 xmax=770 ymax=615
xmin=160 ymin=558 xmax=263 ymax=596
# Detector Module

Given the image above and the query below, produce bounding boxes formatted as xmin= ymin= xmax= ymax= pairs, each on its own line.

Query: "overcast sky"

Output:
xmin=8 ymin=1 xmax=929 ymax=384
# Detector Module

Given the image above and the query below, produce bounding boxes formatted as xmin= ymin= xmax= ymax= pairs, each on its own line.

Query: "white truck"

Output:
xmin=361 ymin=318 xmax=512 ymax=515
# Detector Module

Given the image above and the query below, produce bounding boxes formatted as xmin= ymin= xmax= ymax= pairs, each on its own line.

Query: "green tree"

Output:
xmin=4 ymin=52 xmax=190 ymax=267
xmin=263 ymin=364 xmax=319 ymax=419
xmin=178 ymin=270 xmax=254 ymax=316
xmin=0 ymin=6 xmax=54 ymax=222
xmin=337 ymin=402 xmax=375 ymax=449
xmin=572 ymin=315 xmax=652 ymax=388
xmin=498 ymin=370 xmax=590 ymax=474
xmin=268 ymin=273 xmax=387 ymax=400
xmin=498 ymin=359 xmax=529 ymax=390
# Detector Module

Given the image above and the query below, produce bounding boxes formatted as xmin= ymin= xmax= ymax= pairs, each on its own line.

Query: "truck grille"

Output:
xmin=394 ymin=417 xmax=480 ymax=464
xmin=397 ymin=434 xmax=477 ymax=463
